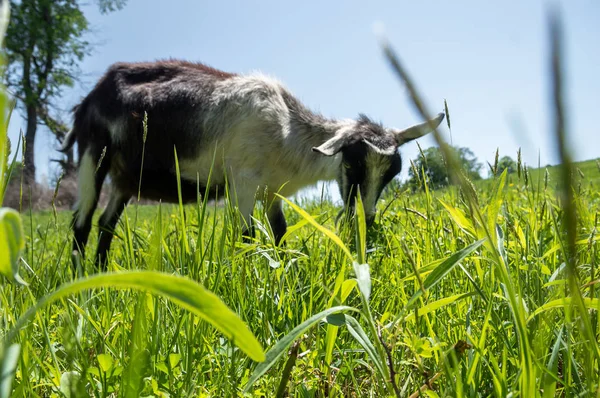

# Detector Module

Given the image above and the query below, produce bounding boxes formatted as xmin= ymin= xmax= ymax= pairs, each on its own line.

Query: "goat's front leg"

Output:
xmin=71 ymin=147 xmax=111 ymax=275
xmin=267 ymin=198 xmax=287 ymax=246
xmin=96 ymin=191 xmax=130 ymax=269
xmin=234 ymin=193 xmax=256 ymax=243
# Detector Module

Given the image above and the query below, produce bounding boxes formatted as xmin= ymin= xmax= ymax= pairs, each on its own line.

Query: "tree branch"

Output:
xmin=37 ymin=105 xmax=69 ymax=140
xmin=36 ymin=1 xmax=55 ymax=98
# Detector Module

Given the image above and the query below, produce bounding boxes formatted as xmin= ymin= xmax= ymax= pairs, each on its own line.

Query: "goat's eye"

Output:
xmin=343 ymin=162 xmax=351 ymax=169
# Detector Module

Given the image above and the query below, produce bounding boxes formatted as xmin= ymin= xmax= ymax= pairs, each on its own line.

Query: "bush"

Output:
xmin=3 ymin=174 xmax=79 ymax=211
xmin=406 ymin=145 xmax=482 ymax=191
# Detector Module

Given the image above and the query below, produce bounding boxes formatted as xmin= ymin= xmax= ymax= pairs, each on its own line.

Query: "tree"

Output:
xmin=407 ymin=145 xmax=482 ymax=191
xmin=497 ymin=155 xmax=517 ymax=175
xmin=3 ymin=0 xmax=127 ymax=184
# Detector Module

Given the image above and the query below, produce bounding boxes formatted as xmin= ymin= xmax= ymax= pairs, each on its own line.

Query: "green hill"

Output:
xmin=526 ymin=157 xmax=600 ymax=188
xmin=477 ymin=157 xmax=600 ymax=192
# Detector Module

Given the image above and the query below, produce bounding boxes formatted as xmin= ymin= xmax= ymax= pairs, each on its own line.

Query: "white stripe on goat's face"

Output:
xmin=339 ymin=141 xmax=401 ymax=224
xmin=364 ymin=150 xmax=394 ymax=217
xmin=313 ymin=115 xmax=405 ymax=224
xmin=75 ymin=150 xmax=97 ymax=228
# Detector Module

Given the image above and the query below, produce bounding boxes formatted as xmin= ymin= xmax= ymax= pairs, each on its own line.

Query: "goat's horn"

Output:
xmin=393 ymin=112 xmax=445 ymax=146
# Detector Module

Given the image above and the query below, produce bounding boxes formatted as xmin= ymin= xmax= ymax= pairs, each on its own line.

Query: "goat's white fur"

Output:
xmin=179 ymin=74 xmax=353 ymax=215
xmin=75 ymin=150 xmax=97 ymax=228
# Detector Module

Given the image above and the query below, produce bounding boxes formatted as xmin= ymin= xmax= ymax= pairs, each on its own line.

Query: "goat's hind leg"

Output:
xmin=239 ymin=196 xmax=256 ymax=243
xmin=95 ymin=190 xmax=130 ymax=270
xmin=267 ymin=199 xmax=287 ymax=246
xmin=71 ymin=147 xmax=110 ymax=274
xmin=231 ymin=190 xmax=256 ymax=243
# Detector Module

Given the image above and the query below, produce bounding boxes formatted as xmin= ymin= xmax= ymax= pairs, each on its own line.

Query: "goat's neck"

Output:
xmin=288 ymin=110 xmax=350 ymax=182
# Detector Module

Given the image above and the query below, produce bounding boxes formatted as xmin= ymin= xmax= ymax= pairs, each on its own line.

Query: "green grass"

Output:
xmin=527 ymin=157 xmax=600 ymax=190
xmin=476 ymin=157 xmax=600 ymax=199
xmin=2 ymin=8 xmax=599 ymax=397
xmin=1 ymin=163 xmax=599 ymax=396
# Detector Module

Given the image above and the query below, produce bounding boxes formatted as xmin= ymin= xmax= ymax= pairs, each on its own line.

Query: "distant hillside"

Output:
xmin=469 ymin=157 xmax=600 ymax=195
xmin=525 ymin=157 xmax=600 ymax=189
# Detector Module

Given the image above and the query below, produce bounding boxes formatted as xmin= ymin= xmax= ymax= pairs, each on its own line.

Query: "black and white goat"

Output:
xmin=60 ymin=60 xmax=444 ymax=268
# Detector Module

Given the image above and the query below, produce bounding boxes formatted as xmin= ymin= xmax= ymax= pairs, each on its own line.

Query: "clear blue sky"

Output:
xmin=7 ymin=0 xmax=599 ymax=186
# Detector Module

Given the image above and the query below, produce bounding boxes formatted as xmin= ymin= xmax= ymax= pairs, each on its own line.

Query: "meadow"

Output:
xmin=1 ymin=7 xmax=599 ymax=397
xmin=0 ymin=154 xmax=598 ymax=397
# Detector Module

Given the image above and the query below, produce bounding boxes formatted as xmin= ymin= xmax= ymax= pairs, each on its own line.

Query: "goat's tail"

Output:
xmin=59 ymin=128 xmax=77 ymax=153
xmin=59 ymin=103 xmax=82 ymax=153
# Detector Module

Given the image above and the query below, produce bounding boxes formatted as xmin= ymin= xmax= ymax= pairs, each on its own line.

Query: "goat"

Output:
xmin=60 ymin=60 xmax=444 ymax=269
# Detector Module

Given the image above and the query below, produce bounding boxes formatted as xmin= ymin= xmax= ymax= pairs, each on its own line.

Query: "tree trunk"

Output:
xmin=23 ymin=104 xmax=38 ymax=184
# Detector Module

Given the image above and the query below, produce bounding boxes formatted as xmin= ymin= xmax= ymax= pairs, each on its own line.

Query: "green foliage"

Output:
xmin=0 ymin=7 xmax=11 ymax=200
xmin=6 ymin=271 xmax=265 ymax=361
xmin=5 ymin=0 xmax=90 ymax=106
xmin=0 ymin=0 xmax=25 ymax=286
xmin=497 ymin=155 xmax=517 ymax=175
xmin=0 ymin=5 xmax=27 ymax=397
xmin=96 ymin=0 xmax=127 ymax=14
xmin=2 ymin=160 xmax=597 ymax=396
xmin=0 ymin=344 xmax=20 ymax=398
xmin=4 ymin=0 xmax=128 ymax=103
xmin=407 ymin=145 xmax=483 ymax=191
xmin=0 ymin=208 xmax=26 ymax=284
xmin=3 ymin=0 xmax=128 ymax=180
xmin=244 ymin=306 xmax=359 ymax=392
xmin=528 ymin=157 xmax=600 ymax=191
xmin=2 ymin=159 xmax=21 ymax=186
xmin=380 ymin=15 xmax=599 ymax=395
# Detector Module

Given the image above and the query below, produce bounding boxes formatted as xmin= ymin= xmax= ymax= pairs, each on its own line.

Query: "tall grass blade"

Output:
xmin=444 ymin=98 xmax=452 ymax=144
xmin=486 ymin=170 xmax=507 ymax=246
xmin=0 ymin=208 xmax=26 ymax=284
xmin=324 ymin=278 xmax=356 ymax=367
xmin=277 ymin=194 xmax=353 ymax=262
xmin=243 ymin=306 xmax=359 ymax=392
xmin=405 ymin=292 xmax=476 ymax=322
xmin=121 ymin=293 xmax=151 ymax=398
xmin=0 ymin=344 xmax=19 ymax=398
xmin=439 ymin=199 xmax=475 ymax=236
xmin=353 ymin=262 xmax=371 ymax=303
xmin=1 ymin=128 xmax=21 ymax=205
xmin=275 ymin=340 xmax=300 ymax=398
xmin=407 ymin=239 xmax=485 ymax=308
xmin=548 ymin=8 xmax=600 ymax=364
xmin=342 ymin=314 xmax=387 ymax=380
xmin=173 ymin=147 xmax=190 ymax=254
xmin=528 ymin=297 xmax=599 ymax=321
xmin=354 ymin=190 xmax=367 ymax=264
xmin=542 ymin=327 xmax=563 ymax=398
xmin=495 ymin=223 xmax=536 ymax=394
xmin=6 ymin=271 xmax=265 ymax=362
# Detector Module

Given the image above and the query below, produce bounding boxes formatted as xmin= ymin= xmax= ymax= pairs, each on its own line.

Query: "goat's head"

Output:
xmin=312 ymin=112 xmax=445 ymax=225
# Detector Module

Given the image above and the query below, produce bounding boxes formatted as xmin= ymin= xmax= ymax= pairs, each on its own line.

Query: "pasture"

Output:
xmin=2 ymin=158 xmax=599 ymax=396
xmin=1 ymin=6 xmax=598 ymax=396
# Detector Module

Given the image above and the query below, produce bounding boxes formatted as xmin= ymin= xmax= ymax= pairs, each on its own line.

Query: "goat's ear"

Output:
xmin=362 ymin=136 xmax=398 ymax=156
xmin=392 ymin=112 xmax=445 ymax=146
xmin=312 ymin=128 xmax=353 ymax=156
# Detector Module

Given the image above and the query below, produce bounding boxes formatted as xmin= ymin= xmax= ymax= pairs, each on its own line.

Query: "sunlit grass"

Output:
xmin=2 ymin=7 xmax=599 ymax=397
xmin=1 ymin=157 xmax=598 ymax=396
